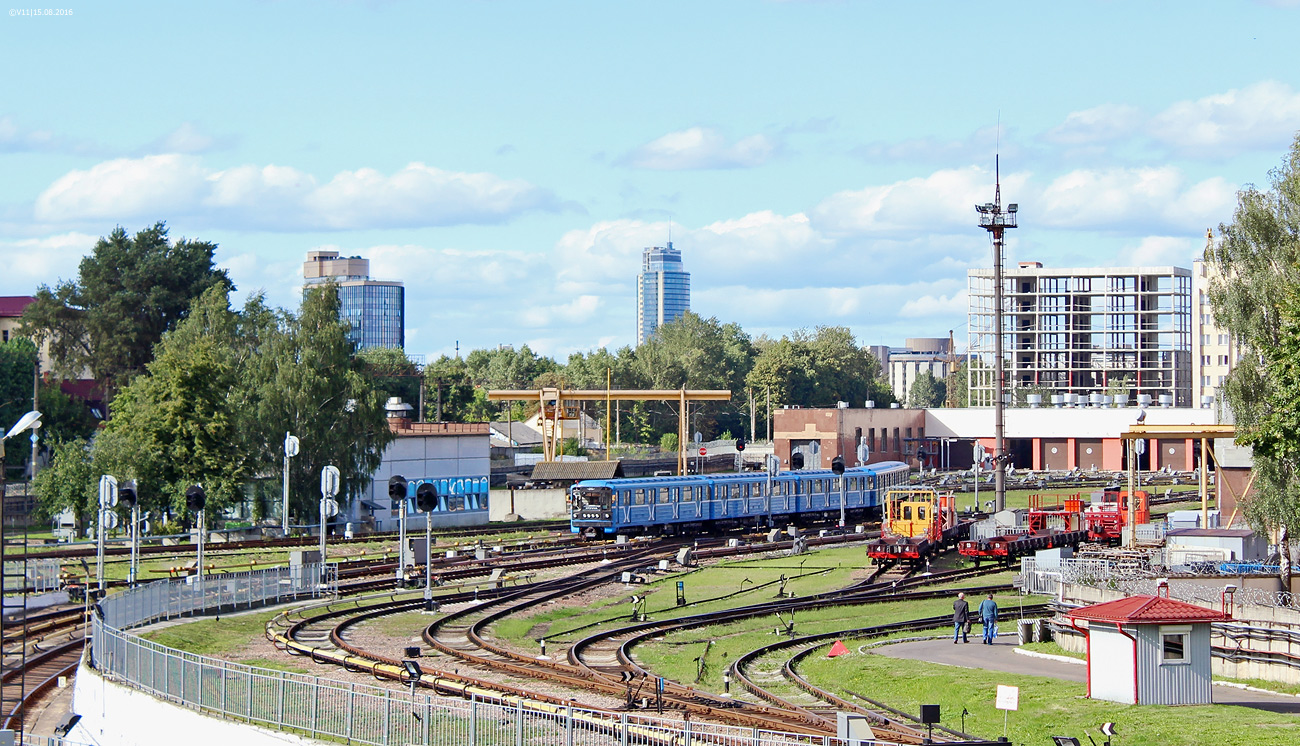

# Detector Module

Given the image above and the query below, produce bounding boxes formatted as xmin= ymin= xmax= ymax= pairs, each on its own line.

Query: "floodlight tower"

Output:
xmin=976 ymin=157 xmax=1018 ymax=513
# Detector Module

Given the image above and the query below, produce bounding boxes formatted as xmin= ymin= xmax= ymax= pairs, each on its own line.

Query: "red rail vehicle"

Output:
xmin=866 ymin=488 xmax=971 ymax=565
xmin=958 ymin=495 xmax=1090 ymax=566
xmin=1082 ymin=488 xmax=1150 ymax=544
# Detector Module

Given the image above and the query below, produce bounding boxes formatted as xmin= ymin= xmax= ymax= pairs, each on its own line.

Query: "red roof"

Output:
xmin=0 ymin=296 xmax=35 ymax=318
xmin=1068 ymin=595 xmax=1227 ymax=624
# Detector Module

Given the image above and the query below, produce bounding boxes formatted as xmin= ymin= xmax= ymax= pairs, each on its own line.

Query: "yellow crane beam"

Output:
xmin=487 ymin=388 xmax=732 ymax=472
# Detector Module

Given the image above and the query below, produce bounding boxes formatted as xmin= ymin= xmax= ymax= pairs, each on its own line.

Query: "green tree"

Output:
xmin=21 ymin=222 xmax=232 ymax=394
xmin=1207 ymin=133 xmax=1300 ymax=587
xmin=0 ymin=338 xmax=38 ymax=479
xmin=358 ymin=347 xmax=423 ymax=414
xmin=92 ymin=285 xmax=254 ymax=520
xmin=424 ymin=355 xmax=480 ymax=422
xmin=252 ymin=283 xmax=393 ymax=521
xmin=908 ymin=371 xmax=947 ymax=408
xmin=32 ymin=437 xmax=96 ymax=531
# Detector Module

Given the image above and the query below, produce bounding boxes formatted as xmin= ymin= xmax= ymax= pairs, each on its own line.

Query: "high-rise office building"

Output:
xmin=967 ymin=261 xmax=1192 ymax=407
xmin=303 ymin=250 xmax=405 ymax=350
xmin=636 ymin=242 xmax=690 ymax=345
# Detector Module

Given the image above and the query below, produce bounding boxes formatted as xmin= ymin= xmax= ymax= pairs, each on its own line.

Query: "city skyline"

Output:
xmin=3 ymin=2 xmax=1300 ymax=361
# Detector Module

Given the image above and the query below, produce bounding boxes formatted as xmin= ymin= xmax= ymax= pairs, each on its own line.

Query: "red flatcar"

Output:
xmin=958 ymin=495 xmax=1090 ymax=565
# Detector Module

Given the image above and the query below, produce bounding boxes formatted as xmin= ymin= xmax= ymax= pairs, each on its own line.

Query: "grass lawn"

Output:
xmin=141 ymin=610 xmax=283 ymax=656
xmin=798 ymin=649 xmax=1300 ymax=746
xmin=1020 ymin=641 xmax=1300 ymax=696
xmin=632 ymin=576 xmax=1030 ymax=695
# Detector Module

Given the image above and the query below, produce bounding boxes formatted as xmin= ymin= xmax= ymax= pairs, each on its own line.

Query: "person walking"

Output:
xmin=952 ymin=592 xmax=970 ymax=644
xmin=978 ymin=592 xmax=999 ymax=644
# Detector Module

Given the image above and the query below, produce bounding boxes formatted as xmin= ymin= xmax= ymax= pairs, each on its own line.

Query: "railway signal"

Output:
xmin=791 ymin=451 xmax=804 ymax=470
xmin=735 ymin=438 xmax=745 ymax=452
xmin=391 ymin=475 xmax=410 ymax=584
xmin=186 ymin=484 xmax=207 ymax=581
xmin=319 ymin=465 xmax=340 ymax=565
xmin=414 ymin=481 xmax=439 ymax=607
xmin=283 ymin=432 xmax=299 ymax=536
xmin=96 ymin=475 xmax=117 ymax=590
xmin=120 ymin=480 xmax=141 ymax=586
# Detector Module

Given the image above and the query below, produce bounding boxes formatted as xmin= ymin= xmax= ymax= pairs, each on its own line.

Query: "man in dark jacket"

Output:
xmin=953 ymin=592 xmax=970 ymax=643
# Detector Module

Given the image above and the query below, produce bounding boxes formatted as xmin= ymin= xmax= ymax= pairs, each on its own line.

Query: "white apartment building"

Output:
xmin=1191 ymin=258 xmax=1239 ymax=405
xmin=968 ymin=262 xmax=1193 ymax=408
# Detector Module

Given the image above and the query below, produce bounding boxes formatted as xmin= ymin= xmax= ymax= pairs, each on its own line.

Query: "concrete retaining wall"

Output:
xmin=489 ymin=488 xmax=568 ymax=522
xmin=69 ymin=662 xmax=322 ymax=746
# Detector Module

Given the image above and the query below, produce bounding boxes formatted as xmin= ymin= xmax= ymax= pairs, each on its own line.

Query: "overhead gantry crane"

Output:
xmin=486 ymin=388 xmax=732 ymax=474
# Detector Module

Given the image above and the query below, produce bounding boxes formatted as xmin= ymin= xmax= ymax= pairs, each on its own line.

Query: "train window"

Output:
xmin=635 ymin=489 xmax=647 ymax=505
xmin=902 ymin=505 xmax=913 ymax=520
xmin=917 ymin=505 xmax=926 ymax=520
xmin=659 ymin=488 xmax=671 ymax=504
xmin=812 ymin=479 xmax=824 ymax=494
xmin=695 ymin=486 xmax=705 ymax=501
xmin=682 ymin=487 xmax=694 ymax=502
xmin=731 ymin=484 xmax=743 ymax=500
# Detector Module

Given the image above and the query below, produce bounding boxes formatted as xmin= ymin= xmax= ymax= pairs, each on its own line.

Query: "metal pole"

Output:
xmin=130 ymin=502 xmax=139 ymax=586
xmin=398 ymin=491 xmax=408 ymax=586
xmin=197 ymin=508 xmax=206 ymax=581
xmin=97 ymin=505 xmax=106 ymax=591
xmin=993 ymin=223 xmax=1006 ymax=513
xmin=1127 ymin=439 xmax=1137 ymax=549
xmin=319 ymin=497 xmax=327 ymax=564
xmin=424 ymin=511 xmax=433 ymax=608
xmin=839 ymin=474 xmax=846 ymax=528
xmin=282 ymin=448 xmax=290 ymax=536
xmin=1199 ymin=436 xmax=1208 ymax=529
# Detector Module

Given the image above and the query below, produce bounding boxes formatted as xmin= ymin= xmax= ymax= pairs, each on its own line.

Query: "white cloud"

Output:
xmin=1037 ymin=166 xmax=1235 ymax=232
xmin=1121 ymin=236 xmax=1198 ymax=267
xmin=622 ymin=127 xmax=775 ymax=170
xmin=1043 ymin=104 xmax=1144 ymax=146
xmin=0 ymin=232 xmax=98 ymax=292
xmin=899 ymin=287 xmax=967 ymax=319
xmin=810 ymin=166 xmax=1029 ymax=237
xmin=1148 ymin=81 xmax=1300 ymax=157
xmin=32 ymin=156 xmax=559 ymax=230
xmin=854 ymin=126 xmax=1011 ymax=164
xmin=146 ymin=122 xmax=235 ymax=154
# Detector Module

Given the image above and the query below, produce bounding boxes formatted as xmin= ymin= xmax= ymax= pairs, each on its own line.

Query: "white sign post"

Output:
xmin=282 ymin=433 xmax=299 ymax=536
xmin=97 ymin=475 xmax=118 ymax=591
xmin=320 ymin=465 xmax=341 ymax=563
xmin=995 ymin=684 xmax=1019 ymax=738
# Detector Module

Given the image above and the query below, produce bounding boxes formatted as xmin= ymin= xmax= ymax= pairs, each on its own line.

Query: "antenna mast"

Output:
xmin=976 ymin=155 xmax=1018 ymax=512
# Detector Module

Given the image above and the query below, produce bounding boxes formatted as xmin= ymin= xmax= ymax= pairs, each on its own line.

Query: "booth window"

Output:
xmin=1161 ymin=625 xmax=1190 ymax=664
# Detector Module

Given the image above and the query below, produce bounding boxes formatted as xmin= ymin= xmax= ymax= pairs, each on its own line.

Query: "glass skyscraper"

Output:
xmin=303 ymin=250 xmax=405 ymax=350
xmin=637 ymin=242 xmax=690 ymax=345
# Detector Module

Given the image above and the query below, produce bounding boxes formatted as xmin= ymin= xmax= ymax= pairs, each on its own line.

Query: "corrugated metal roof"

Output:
xmin=530 ymin=460 xmax=623 ymax=481
xmin=0 ymin=296 xmax=35 ymax=317
xmin=1165 ymin=528 xmax=1257 ymax=538
xmin=1068 ymin=595 xmax=1226 ymax=624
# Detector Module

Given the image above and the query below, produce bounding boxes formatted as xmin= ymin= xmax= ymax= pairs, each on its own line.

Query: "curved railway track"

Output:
xmin=1 ymin=605 xmax=88 ymax=733
xmin=267 ymin=527 xmax=1010 ymax=741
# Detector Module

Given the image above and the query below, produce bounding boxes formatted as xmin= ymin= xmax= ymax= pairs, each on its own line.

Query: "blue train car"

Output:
xmin=570 ymin=462 xmax=909 ymax=536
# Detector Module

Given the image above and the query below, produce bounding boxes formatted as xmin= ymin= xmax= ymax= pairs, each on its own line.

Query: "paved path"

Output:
xmin=873 ymin=635 xmax=1300 ymax=715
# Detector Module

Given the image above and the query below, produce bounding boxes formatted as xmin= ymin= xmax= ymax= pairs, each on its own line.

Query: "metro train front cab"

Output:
xmin=571 ymin=482 xmax=614 ymax=536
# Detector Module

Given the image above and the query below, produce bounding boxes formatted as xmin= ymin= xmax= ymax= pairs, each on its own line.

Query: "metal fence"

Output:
xmin=1018 ymin=557 xmax=1298 ymax=609
xmin=2 ymin=559 xmax=62 ymax=593
xmin=91 ymin=564 xmax=898 ymax=746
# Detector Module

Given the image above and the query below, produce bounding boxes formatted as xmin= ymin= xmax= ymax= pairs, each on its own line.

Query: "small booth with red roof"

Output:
xmin=1066 ymin=588 xmax=1228 ymax=705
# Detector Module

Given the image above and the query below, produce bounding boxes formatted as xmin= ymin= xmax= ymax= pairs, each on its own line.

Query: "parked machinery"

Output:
xmin=569 ymin=461 xmax=910 ymax=537
xmin=865 ymin=488 xmax=971 ymax=565
xmin=958 ymin=494 xmax=1090 ymax=565
xmin=1082 ymin=488 xmax=1150 ymax=544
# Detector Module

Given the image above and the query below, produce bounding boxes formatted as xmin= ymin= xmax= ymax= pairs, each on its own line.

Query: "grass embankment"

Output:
xmin=799 ymin=647 xmax=1299 ymax=746
xmin=141 ymin=609 xmax=311 ymax=674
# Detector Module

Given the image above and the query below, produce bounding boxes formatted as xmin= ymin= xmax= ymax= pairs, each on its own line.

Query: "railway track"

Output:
xmin=1 ymin=605 xmax=88 ymax=734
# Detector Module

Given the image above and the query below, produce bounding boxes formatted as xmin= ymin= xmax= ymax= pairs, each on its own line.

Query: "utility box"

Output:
xmin=836 ymin=713 xmax=876 ymax=745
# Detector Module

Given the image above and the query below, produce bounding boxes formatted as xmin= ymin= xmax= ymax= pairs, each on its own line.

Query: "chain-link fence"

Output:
xmin=91 ymin=564 xmax=900 ymax=746
xmin=1018 ymin=556 xmax=1298 ymax=609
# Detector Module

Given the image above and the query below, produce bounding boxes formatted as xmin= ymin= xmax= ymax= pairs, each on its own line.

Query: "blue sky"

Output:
xmin=3 ymin=1 xmax=1299 ymax=361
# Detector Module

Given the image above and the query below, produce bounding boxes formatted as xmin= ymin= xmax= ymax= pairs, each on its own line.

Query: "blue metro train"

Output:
xmin=569 ymin=462 xmax=910 ymax=536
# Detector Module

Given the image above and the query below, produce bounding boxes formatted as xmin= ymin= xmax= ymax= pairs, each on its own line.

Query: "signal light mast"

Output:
xmin=976 ymin=157 xmax=1018 ymax=512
